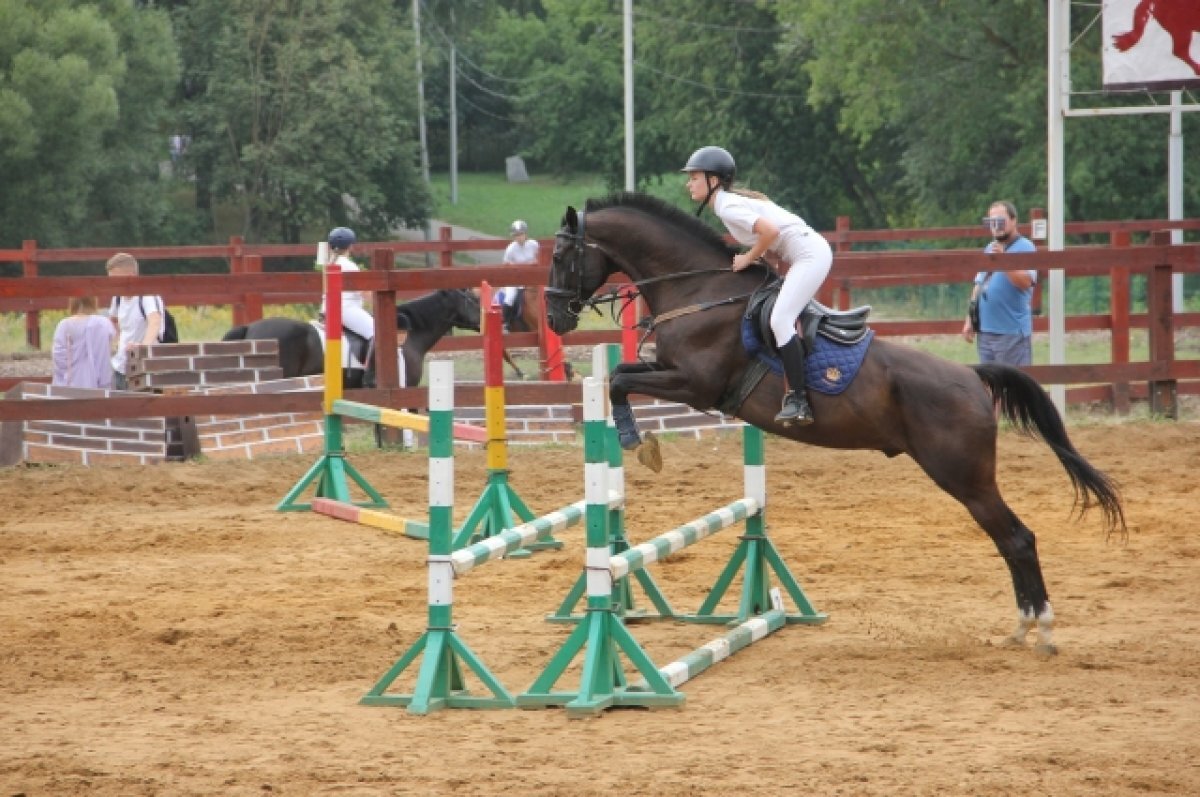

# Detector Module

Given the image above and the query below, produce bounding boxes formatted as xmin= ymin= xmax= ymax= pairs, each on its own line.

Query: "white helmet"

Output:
xmin=510 ymin=219 xmax=528 ymax=236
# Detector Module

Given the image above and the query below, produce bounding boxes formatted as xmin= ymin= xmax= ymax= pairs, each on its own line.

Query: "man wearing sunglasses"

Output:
xmin=961 ymin=200 xmax=1037 ymax=366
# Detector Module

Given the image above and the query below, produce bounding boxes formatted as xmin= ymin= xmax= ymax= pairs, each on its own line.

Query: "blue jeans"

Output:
xmin=977 ymin=333 xmax=1032 ymax=366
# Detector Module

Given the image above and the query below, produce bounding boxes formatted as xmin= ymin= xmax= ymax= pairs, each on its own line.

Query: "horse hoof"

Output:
xmin=1000 ymin=635 xmax=1026 ymax=649
xmin=1033 ymin=642 xmax=1059 ymax=659
xmin=636 ymin=432 xmax=663 ymax=473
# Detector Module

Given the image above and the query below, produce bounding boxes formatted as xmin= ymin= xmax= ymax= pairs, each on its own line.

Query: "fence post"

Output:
xmin=1147 ymin=230 xmax=1177 ymax=418
xmin=439 ymin=225 xmax=453 ymax=269
xmin=824 ymin=216 xmax=850 ymax=308
xmin=372 ymin=248 xmax=400 ymax=391
xmin=22 ymin=240 xmax=39 ymax=349
xmin=534 ymin=244 xmax=567 ymax=381
xmin=1029 ymin=208 xmax=1046 ymax=316
xmin=243 ymin=254 xmax=264 ymax=323
xmin=229 ymin=236 xmax=245 ymax=327
xmin=1109 ymin=231 xmax=1131 ymax=414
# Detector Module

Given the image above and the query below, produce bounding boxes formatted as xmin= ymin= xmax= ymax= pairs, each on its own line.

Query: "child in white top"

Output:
xmin=497 ymin=220 xmax=538 ymax=322
xmin=320 ymin=227 xmax=375 ymax=344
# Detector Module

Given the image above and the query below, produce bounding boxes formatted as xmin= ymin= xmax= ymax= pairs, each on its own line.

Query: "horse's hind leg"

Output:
xmin=962 ymin=492 xmax=1057 ymax=656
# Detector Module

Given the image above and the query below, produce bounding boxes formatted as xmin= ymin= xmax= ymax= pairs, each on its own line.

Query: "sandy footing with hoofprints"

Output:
xmin=2 ymin=420 xmax=1199 ymax=796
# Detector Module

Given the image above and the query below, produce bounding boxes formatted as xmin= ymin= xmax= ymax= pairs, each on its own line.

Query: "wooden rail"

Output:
xmin=3 ymin=220 xmax=1199 ymax=421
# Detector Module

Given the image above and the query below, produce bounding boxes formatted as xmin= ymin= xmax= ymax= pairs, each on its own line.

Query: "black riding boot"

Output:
xmin=776 ymin=336 xmax=815 ymax=426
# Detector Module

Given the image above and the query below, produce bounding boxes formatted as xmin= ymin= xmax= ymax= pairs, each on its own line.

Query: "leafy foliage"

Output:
xmin=172 ymin=0 xmax=431 ymax=243
xmin=0 ymin=0 xmax=179 ymax=248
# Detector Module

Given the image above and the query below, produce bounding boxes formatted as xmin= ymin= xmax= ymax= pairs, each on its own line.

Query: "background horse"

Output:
xmin=544 ymin=192 xmax=1125 ymax=657
xmin=223 ymin=288 xmax=480 ymax=388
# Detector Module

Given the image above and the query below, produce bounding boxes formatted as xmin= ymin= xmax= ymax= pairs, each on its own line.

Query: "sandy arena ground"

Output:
xmin=2 ymin=419 xmax=1199 ymax=796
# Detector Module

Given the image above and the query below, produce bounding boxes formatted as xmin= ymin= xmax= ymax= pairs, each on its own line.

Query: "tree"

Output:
xmin=0 ymin=0 xmax=179 ymax=248
xmin=173 ymin=0 xmax=431 ymax=243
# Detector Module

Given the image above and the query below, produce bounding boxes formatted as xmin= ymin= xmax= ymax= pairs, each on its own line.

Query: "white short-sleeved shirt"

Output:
xmin=503 ymin=239 xmax=539 ymax=265
xmin=320 ymin=254 xmax=365 ymax=312
xmin=712 ymin=190 xmax=812 ymax=255
xmin=110 ymin=296 xmax=163 ymax=375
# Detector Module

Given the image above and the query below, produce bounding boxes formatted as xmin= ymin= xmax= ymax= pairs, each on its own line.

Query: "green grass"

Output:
xmin=428 ymin=173 xmax=611 ymax=239
xmin=428 ymin=171 xmax=687 ymax=238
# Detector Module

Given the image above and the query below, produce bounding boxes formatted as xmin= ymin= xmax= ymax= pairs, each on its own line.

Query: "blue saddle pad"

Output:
xmin=741 ymin=318 xmax=873 ymax=396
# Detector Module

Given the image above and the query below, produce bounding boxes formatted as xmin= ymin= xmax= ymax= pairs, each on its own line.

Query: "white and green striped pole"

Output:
xmin=360 ymin=360 xmax=514 ymax=712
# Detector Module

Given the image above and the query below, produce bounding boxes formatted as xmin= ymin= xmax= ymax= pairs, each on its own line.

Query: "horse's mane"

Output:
xmin=584 ymin=192 xmax=738 ymax=259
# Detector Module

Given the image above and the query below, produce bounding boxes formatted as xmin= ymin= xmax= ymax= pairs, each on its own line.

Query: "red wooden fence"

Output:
xmin=3 ymin=218 xmax=1199 ymax=423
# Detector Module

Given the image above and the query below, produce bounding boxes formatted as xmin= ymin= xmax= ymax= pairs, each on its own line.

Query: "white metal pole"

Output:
xmin=1046 ymin=0 xmax=1068 ymax=413
xmin=623 ymin=0 xmax=635 ymax=191
xmin=450 ymin=40 xmax=458 ymax=206
xmin=1169 ymin=90 xmax=1184 ymax=311
xmin=413 ymin=0 xmax=432 ymax=261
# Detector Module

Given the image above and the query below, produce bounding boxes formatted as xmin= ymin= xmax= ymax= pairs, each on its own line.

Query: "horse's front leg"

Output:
xmin=608 ymin=363 xmax=696 ymax=450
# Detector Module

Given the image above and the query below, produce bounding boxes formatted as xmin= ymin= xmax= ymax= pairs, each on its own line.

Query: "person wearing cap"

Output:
xmin=105 ymin=252 xmax=163 ymax=390
xmin=682 ymin=145 xmax=832 ymax=427
xmin=496 ymin=219 xmax=538 ymax=330
xmin=961 ymin=201 xmax=1037 ymax=366
xmin=321 ymin=226 xmax=375 ymax=345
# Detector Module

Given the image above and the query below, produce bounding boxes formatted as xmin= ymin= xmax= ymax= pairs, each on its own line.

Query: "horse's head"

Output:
xmin=546 ymin=205 xmax=610 ymax=335
xmin=447 ymin=288 xmax=481 ymax=332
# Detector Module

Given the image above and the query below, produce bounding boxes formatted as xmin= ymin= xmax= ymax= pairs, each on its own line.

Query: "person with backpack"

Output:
xmin=106 ymin=252 xmax=169 ymax=390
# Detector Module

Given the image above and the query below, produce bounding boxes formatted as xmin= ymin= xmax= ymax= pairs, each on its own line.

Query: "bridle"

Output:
xmin=543 ymin=210 xmax=590 ymax=317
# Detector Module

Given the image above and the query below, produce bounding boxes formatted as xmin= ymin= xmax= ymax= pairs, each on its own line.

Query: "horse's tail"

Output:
xmin=1112 ymin=0 xmax=1153 ymax=51
xmin=222 ymin=325 xmax=249 ymax=341
xmin=973 ymin=364 xmax=1126 ymax=534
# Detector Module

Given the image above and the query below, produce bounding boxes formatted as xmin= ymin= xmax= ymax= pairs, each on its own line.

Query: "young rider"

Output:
xmin=682 ymin=145 xmax=832 ymax=426
xmin=497 ymin=219 xmax=538 ymax=330
xmin=321 ymin=226 xmax=375 ymax=346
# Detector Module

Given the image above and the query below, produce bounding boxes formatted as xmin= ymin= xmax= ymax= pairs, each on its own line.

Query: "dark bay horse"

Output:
xmin=223 ymin=288 xmax=480 ymax=388
xmin=544 ymin=192 xmax=1125 ymax=657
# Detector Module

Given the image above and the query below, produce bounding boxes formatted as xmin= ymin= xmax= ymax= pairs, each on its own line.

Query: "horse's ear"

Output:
xmin=564 ymin=206 xmax=579 ymax=232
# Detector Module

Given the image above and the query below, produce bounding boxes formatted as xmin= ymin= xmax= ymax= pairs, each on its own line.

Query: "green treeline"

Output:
xmin=2 ymin=0 xmax=1196 ymax=259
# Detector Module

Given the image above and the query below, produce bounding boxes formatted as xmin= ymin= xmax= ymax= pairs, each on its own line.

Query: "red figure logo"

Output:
xmin=1112 ymin=0 xmax=1200 ymax=75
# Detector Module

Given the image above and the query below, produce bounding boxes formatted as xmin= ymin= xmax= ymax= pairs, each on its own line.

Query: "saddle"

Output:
xmin=718 ymin=284 xmax=874 ymax=415
xmin=745 ymin=285 xmax=872 ymax=353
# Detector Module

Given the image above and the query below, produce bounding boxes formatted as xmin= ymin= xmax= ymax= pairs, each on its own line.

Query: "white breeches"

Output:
xmin=341 ymin=305 xmax=375 ymax=341
xmin=770 ymin=231 xmax=833 ymax=347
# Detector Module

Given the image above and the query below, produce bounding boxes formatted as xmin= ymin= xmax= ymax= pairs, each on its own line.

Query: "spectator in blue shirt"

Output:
xmin=962 ymin=200 xmax=1037 ymax=366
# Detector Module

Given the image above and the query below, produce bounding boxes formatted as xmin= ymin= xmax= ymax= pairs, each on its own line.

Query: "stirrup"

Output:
xmin=775 ymin=391 xmax=815 ymax=427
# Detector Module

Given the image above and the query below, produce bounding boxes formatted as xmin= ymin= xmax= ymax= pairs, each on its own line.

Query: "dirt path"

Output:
xmin=2 ymin=421 xmax=1198 ymax=796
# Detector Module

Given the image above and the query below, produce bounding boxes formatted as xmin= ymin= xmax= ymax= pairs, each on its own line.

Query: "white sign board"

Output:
xmin=1102 ymin=0 xmax=1200 ymax=91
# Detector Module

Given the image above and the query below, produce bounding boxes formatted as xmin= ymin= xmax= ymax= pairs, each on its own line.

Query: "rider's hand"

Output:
xmin=732 ymin=253 xmax=754 ymax=272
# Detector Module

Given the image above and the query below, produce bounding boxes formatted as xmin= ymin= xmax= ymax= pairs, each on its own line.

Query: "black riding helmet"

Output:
xmin=681 ymin=146 xmax=736 ymax=215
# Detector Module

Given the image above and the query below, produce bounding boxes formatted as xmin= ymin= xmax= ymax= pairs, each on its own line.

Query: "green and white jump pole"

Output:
xmin=548 ymin=343 xmax=674 ymax=623
xmin=359 ymin=360 xmax=514 ymax=712
xmin=518 ymin=376 xmax=826 ymax=717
